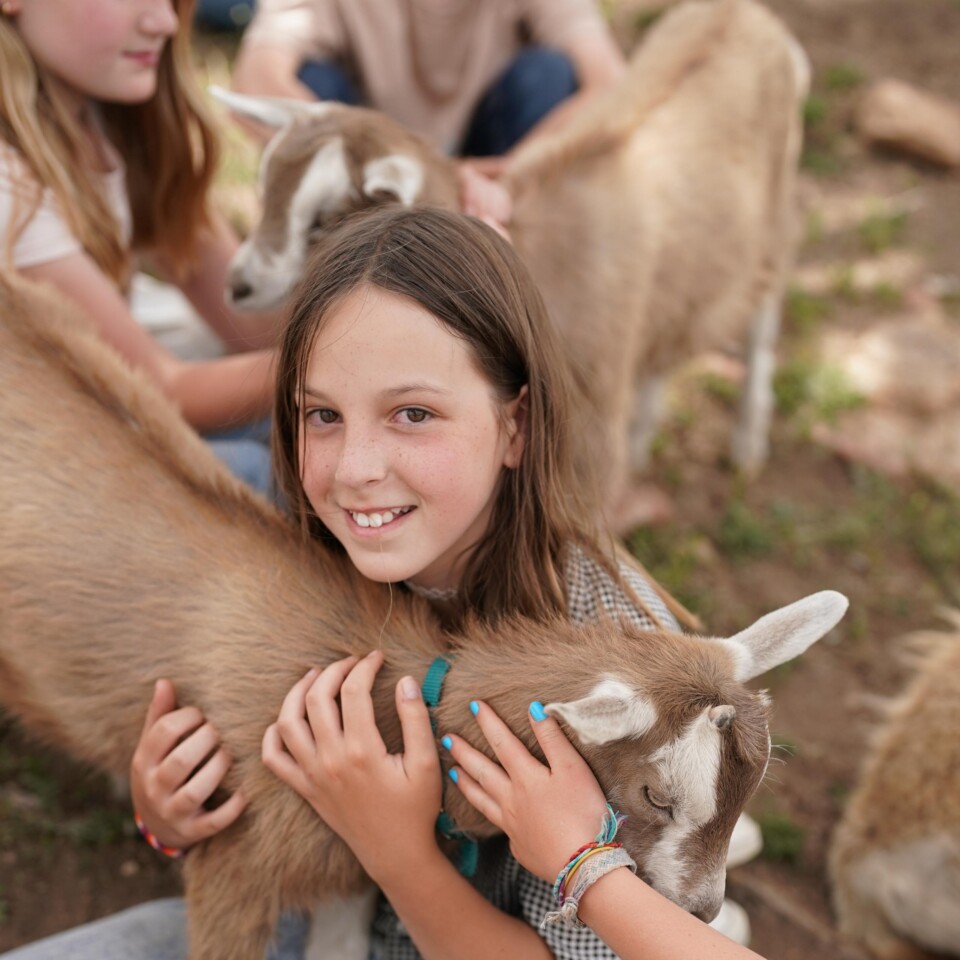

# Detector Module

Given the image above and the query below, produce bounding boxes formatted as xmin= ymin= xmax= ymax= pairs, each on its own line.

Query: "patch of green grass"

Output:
xmin=628 ymin=528 xmax=713 ymax=618
xmin=858 ymin=210 xmax=908 ymax=255
xmin=869 ymin=282 xmax=904 ymax=310
xmin=717 ymin=499 xmax=774 ymax=560
xmin=785 ymin=288 xmax=832 ymax=337
xmin=805 ymin=210 xmax=825 ymax=245
xmin=802 ymin=146 xmax=846 ymax=177
xmin=824 ymin=63 xmax=865 ymax=93
xmin=774 ymin=359 xmax=865 ymax=427
xmin=802 ymin=95 xmax=828 ymax=129
xmin=756 ymin=811 xmax=806 ymax=865
xmin=700 ymin=373 xmax=739 ymax=407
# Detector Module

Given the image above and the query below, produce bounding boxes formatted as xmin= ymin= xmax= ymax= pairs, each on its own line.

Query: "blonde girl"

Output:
xmin=0 ymin=0 xmax=279 ymax=487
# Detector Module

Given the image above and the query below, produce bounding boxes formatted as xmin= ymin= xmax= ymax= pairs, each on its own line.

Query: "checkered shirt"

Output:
xmin=369 ymin=547 xmax=679 ymax=960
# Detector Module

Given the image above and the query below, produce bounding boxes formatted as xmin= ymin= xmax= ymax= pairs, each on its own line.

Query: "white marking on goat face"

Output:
xmin=546 ymin=678 xmax=657 ymax=746
xmin=227 ymin=136 xmax=355 ymax=311
xmin=640 ymin=707 xmax=726 ymax=916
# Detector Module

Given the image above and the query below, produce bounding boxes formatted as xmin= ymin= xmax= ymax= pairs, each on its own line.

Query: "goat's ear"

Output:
xmin=208 ymin=85 xmax=330 ymax=131
xmin=545 ymin=679 xmax=657 ymax=746
xmin=362 ymin=155 xmax=424 ymax=206
xmin=721 ymin=590 xmax=848 ymax=682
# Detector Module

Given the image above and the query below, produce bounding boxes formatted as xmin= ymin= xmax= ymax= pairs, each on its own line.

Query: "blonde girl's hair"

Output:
xmin=274 ymin=206 xmax=692 ymax=629
xmin=0 ymin=0 xmax=218 ymax=286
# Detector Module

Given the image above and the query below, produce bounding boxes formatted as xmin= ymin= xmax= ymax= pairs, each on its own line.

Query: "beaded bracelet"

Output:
xmin=134 ymin=811 xmax=186 ymax=860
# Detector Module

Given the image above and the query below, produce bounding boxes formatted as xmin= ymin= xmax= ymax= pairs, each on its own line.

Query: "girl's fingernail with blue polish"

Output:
xmin=449 ymin=769 xmax=459 ymax=783
xmin=529 ymin=701 xmax=547 ymax=722
xmin=469 ymin=701 xmax=479 ymax=716
xmin=441 ymin=735 xmax=453 ymax=750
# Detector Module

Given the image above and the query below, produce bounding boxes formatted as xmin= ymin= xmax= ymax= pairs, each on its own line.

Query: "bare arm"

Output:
xmin=150 ymin=209 xmax=287 ymax=352
xmin=470 ymin=29 xmax=628 ymax=178
xmin=232 ymin=43 xmax=316 ymax=102
xmin=262 ymin=655 xmax=554 ymax=960
xmin=445 ymin=704 xmax=768 ymax=960
xmin=20 ymin=254 xmax=274 ymax=432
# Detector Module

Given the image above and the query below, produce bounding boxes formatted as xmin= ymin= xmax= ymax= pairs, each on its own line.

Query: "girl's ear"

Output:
xmin=503 ymin=385 xmax=528 ymax=469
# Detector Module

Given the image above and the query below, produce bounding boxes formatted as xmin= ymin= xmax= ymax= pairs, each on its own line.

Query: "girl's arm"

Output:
xmin=149 ymin=209 xmax=287 ymax=352
xmin=262 ymin=654 xmax=553 ymax=960
xmin=20 ymin=253 xmax=275 ymax=432
xmin=444 ymin=704 xmax=768 ymax=960
xmin=131 ymin=679 xmax=247 ymax=850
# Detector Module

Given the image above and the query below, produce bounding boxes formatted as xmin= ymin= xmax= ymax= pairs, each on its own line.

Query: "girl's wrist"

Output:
xmin=133 ymin=811 xmax=187 ymax=859
xmin=366 ymin=836 xmax=449 ymax=890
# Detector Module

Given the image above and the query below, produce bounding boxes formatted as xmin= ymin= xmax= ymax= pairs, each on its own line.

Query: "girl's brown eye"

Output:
xmin=403 ymin=408 xmax=429 ymax=423
xmin=310 ymin=408 xmax=337 ymax=424
xmin=643 ymin=786 xmax=674 ymax=818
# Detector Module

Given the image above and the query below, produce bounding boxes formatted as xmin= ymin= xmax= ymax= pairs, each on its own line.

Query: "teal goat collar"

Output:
xmin=422 ymin=656 xmax=479 ymax=877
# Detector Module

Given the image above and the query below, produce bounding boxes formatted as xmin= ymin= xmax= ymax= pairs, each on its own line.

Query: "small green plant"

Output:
xmin=717 ymin=499 xmax=774 ymax=560
xmin=802 ymin=95 xmax=827 ymax=129
xmin=700 ymin=372 xmax=739 ymax=407
xmin=756 ymin=811 xmax=806 ymax=865
xmin=858 ymin=210 xmax=908 ymax=255
xmin=785 ymin=287 xmax=832 ymax=336
xmin=774 ymin=360 xmax=865 ymax=428
xmin=824 ymin=63 xmax=864 ymax=93
xmin=869 ymin=282 xmax=904 ymax=310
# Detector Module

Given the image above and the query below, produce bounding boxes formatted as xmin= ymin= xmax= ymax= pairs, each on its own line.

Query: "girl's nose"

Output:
xmin=140 ymin=0 xmax=179 ymax=37
xmin=334 ymin=428 xmax=387 ymax=487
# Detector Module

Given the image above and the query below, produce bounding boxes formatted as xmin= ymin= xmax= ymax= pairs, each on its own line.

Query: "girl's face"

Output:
xmin=12 ymin=0 xmax=178 ymax=105
xmin=299 ymin=285 xmax=525 ymax=592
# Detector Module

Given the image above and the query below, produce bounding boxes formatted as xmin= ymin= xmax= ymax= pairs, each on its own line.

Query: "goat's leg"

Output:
xmin=732 ymin=290 xmax=781 ymax=475
xmin=183 ymin=837 xmax=277 ymax=960
xmin=304 ymin=888 xmax=379 ymax=960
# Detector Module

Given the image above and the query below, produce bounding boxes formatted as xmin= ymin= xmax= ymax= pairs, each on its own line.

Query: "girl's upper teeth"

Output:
xmin=351 ymin=507 xmax=411 ymax=528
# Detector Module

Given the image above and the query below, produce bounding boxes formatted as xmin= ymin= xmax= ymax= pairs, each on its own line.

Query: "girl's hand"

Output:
xmin=262 ymin=652 xmax=443 ymax=883
xmin=457 ymin=161 xmax=512 ymax=228
xmin=130 ymin=679 xmax=247 ymax=851
xmin=443 ymin=702 xmax=608 ymax=884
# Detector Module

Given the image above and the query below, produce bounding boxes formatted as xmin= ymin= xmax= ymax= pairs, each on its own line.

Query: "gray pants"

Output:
xmin=0 ymin=899 xmax=309 ymax=960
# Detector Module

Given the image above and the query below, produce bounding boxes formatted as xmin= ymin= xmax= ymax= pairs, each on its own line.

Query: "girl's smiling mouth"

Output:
xmin=347 ymin=506 xmax=414 ymax=529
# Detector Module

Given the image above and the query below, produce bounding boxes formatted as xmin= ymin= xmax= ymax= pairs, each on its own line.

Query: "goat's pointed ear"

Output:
xmin=721 ymin=591 xmax=848 ymax=682
xmin=362 ymin=155 xmax=424 ymax=206
xmin=545 ymin=679 xmax=657 ymax=746
xmin=208 ymin=85 xmax=329 ymax=130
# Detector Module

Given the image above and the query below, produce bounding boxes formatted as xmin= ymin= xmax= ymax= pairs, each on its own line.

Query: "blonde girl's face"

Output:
xmin=11 ymin=0 xmax=178 ymax=104
xmin=299 ymin=285 xmax=526 ymax=593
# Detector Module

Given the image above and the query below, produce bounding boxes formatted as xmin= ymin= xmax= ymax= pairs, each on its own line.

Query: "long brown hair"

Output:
xmin=274 ymin=206 xmax=604 ymax=625
xmin=0 ymin=0 xmax=218 ymax=286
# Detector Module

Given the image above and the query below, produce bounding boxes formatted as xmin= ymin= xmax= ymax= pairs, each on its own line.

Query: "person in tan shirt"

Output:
xmin=231 ymin=0 xmax=626 ymax=166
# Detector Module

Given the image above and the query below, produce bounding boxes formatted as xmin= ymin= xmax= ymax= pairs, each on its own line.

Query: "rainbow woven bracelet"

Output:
xmin=134 ymin=811 xmax=186 ymax=860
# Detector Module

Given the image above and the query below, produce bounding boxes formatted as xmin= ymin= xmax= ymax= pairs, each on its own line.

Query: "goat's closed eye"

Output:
xmin=643 ymin=785 xmax=674 ymax=819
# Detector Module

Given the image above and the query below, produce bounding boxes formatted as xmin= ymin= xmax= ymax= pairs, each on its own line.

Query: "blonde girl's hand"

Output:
xmin=442 ymin=702 xmax=609 ymax=885
xmin=262 ymin=652 xmax=443 ymax=883
xmin=130 ymin=679 xmax=247 ymax=851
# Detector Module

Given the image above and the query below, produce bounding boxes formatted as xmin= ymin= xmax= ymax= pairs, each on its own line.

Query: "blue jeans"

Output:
xmin=0 ymin=900 xmax=309 ymax=959
xmin=204 ymin=417 xmax=274 ymax=499
xmin=297 ymin=46 xmax=578 ymax=155
xmin=194 ymin=0 xmax=254 ymax=31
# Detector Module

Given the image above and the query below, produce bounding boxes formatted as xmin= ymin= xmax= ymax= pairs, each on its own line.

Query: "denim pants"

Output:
xmin=0 ymin=900 xmax=310 ymax=960
xmin=204 ymin=417 xmax=274 ymax=499
xmin=298 ymin=46 xmax=578 ymax=155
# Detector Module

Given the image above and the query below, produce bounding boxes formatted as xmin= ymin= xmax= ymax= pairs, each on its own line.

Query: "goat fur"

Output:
xmin=829 ymin=615 xmax=960 ymax=960
xmin=0 ymin=269 xmax=845 ymax=958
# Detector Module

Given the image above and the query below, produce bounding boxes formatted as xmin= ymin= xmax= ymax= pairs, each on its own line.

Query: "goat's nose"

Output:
xmin=231 ymin=281 xmax=254 ymax=303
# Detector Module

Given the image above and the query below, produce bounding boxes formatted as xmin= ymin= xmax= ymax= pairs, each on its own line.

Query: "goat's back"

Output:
xmin=0 ymin=272 xmax=437 ymax=779
xmin=507 ymin=0 xmax=806 ymax=383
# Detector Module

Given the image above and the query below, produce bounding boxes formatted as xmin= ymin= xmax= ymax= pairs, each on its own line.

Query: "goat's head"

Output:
xmin=211 ymin=87 xmax=457 ymax=311
xmin=536 ymin=590 xmax=847 ymax=921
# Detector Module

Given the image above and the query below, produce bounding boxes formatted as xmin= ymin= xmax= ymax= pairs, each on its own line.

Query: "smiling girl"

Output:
xmin=0 ymin=0 xmax=280 ymax=489
xmin=3 ymin=207 xmax=753 ymax=960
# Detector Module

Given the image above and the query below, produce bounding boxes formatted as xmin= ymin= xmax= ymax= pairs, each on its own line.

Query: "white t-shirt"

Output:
xmin=0 ymin=138 xmax=131 ymax=269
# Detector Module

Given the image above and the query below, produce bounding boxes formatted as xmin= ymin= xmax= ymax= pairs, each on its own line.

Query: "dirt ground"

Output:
xmin=2 ymin=0 xmax=959 ymax=956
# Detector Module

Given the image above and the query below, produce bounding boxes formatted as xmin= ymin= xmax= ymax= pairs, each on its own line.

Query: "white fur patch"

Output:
xmin=546 ymin=678 xmax=657 ymax=745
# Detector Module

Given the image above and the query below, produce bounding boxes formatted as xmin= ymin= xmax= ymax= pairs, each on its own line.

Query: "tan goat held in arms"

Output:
xmin=0 ymin=271 xmax=845 ymax=958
